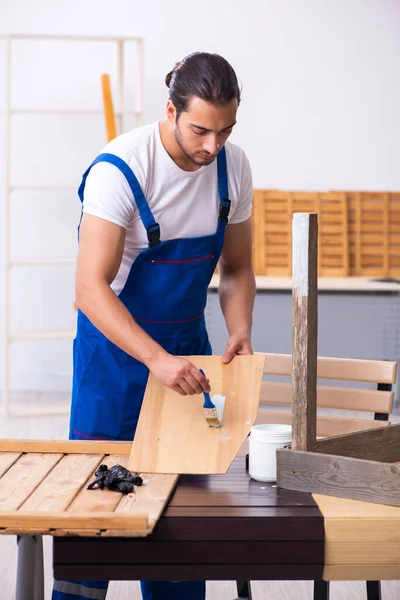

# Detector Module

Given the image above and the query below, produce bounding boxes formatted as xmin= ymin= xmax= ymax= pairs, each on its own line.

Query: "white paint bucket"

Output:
xmin=249 ymin=424 xmax=292 ymax=482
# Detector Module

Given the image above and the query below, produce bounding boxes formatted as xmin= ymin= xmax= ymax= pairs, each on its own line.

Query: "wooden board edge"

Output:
xmin=323 ymin=564 xmax=400 ymax=581
xmin=0 ymin=511 xmax=148 ymax=531
xmin=147 ymin=474 xmax=180 ymax=531
xmin=0 ymin=440 xmax=133 ymax=455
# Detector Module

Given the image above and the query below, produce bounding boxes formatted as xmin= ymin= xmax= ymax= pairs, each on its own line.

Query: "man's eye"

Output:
xmin=222 ymin=129 xmax=232 ymax=135
xmin=194 ymin=130 xmax=206 ymax=135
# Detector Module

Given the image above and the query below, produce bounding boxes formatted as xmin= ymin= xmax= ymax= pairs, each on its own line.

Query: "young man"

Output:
xmin=53 ymin=51 xmax=256 ymax=600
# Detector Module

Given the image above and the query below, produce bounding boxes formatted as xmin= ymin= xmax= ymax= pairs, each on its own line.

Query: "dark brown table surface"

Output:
xmin=54 ymin=458 xmax=325 ymax=581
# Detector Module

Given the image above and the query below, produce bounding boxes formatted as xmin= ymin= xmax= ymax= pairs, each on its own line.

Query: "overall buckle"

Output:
xmin=147 ymin=223 xmax=161 ymax=248
xmin=218 ymin=199 xmax=231 ymax=223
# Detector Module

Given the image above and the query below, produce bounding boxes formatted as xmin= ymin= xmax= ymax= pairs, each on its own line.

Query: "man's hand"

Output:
xmin=222 ymin=335 xmax=253 ymax=364
xmin=146 ymin=352 xmax=211 ymax=396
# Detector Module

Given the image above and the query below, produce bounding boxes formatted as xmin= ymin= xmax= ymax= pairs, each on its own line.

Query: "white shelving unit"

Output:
xmin=2 ymin=33 xmax=144 ymax=417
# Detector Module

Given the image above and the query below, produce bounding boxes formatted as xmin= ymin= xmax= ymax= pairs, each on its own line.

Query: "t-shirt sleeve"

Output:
xmin=82 ymin=162 xmax=136 ymax=229
xmin=229 ymin=151 xmax=253 ymax=225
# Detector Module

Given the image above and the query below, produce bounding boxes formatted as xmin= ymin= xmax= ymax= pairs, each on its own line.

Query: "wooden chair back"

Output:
xmin=238 ymin=354 xmax=397 ymax=456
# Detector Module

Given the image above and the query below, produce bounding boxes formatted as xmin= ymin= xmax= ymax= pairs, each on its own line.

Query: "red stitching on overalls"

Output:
xmin=149 ymin=254 xmax=214 ymax=264
xmin=72 ymin=430 xmax=108 ymax=440
xmin=133 ymin=310 xmax=204 ymax=324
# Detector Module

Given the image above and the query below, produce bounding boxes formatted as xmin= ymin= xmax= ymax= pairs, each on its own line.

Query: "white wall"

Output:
xmin=0 ymin=0 xmax=399 ymax=392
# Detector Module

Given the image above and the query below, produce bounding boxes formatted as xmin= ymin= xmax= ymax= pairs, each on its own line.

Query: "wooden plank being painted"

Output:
xmin=128 ymin=355 xmax=266 ymax=474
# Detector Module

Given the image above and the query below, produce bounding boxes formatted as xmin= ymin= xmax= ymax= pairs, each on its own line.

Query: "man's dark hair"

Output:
xmin=165 ymin=52 xmax=241 ymax=117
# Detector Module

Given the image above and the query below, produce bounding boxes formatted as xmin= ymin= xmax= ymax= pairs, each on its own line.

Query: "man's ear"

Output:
xmin=166 ymin=100 xmax=177 ymax=124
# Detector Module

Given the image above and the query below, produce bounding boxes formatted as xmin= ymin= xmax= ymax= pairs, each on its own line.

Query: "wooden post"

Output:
xmin=291 ymin=213 xmax=318 ymax=451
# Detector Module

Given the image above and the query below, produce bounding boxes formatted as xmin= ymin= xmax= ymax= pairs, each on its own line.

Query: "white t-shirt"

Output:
xmin=82 ymin=122 xmax=253 ymax=293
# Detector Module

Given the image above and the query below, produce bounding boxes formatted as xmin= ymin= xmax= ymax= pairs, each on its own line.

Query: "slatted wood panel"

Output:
xmin=252 ymin=190 xmax=292 ymax=275
xmin=0 ymin=441 xmax=178 ymax=537
xmin=318 ymin=192 xmax=349 ymax=276
xmin=389 ymin=192 xmax=400 ymax=277
xmin=253 ymin=189 xmax=400 ymax=277
xmin=252 ymin=190 xmax=348 ymax=276
xmin=347 ymin=191 xmax=390 ymax=276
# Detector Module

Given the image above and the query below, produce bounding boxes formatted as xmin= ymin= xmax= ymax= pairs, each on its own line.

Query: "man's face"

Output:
xmin=171 ymin=97 xmax=238 ymax=167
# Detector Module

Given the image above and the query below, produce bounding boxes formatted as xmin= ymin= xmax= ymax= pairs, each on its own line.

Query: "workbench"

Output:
xmin=1 ymin=445 xmax=400 ymax=599
xmin=53 ymin=457 xmax=400 ymax=585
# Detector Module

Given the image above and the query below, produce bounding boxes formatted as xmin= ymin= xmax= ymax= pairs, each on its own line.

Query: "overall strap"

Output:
xmin=78 ymin=153 xmax=161 ymax=247
xmin=216 ymin=146 xmax=231 ymax=233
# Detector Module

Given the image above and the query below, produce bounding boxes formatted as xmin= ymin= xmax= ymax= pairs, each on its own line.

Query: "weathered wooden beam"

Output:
xmin=291 ymin=213 xmax=318 ymax=451
xmin=315 ymin=423 xmax=400 ymax=462
xmin=277 ymin=447 xmax=400 ymax=506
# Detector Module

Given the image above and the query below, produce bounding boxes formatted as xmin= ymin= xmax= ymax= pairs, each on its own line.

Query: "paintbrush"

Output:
xmin=199 ymin=369 xmax=226 ymax=428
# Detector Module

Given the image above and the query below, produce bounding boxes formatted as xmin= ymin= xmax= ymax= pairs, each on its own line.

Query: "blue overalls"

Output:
xmin=52 ymin=148 xmax=231 ymax=600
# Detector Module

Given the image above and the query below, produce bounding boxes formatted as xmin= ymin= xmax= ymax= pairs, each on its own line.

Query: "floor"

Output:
xmin=0 ymin=393 xmax=399 ymax=599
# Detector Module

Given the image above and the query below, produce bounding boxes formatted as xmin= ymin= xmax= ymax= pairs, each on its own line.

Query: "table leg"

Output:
xmin=236 ymin=580 xmax=253 ymax=600
xmin=34 ymin=535 xmax=45 ymax=600
xmin=16 ymin=535 xmax=45 ymax=600
xmin=313 ymin=580 xmax=330 ymax=600
xmin=366 ymin=581 xmax=381 ymax=600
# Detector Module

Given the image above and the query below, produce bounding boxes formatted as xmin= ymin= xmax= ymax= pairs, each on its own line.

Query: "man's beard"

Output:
xmin=174 ymin=122 xmax=216 ymax=167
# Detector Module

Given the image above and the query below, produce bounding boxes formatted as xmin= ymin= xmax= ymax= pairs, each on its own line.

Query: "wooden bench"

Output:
xmin=256 ymin=352 xmax=394 ymax=435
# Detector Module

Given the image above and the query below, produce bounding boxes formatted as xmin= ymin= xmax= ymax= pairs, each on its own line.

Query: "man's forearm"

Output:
xmin=76 ymin=281 xmax=165 ymax=366
xmin=218 ymin=266 xmax=256 ymax=338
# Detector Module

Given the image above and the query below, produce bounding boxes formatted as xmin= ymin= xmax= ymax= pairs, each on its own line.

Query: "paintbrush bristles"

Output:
xmin=203 ymin=407 xmax=221 ymax=428
xmin=203 ymin=393 xmax=226 ymax=428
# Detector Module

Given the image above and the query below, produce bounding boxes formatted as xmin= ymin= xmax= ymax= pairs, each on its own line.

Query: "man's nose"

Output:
xmin=203 ymin=135 xmax=218 ymax=155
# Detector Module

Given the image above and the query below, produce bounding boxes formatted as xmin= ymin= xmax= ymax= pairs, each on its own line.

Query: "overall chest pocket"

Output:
xmin=132 ymin=252 xmax=217 ymax=322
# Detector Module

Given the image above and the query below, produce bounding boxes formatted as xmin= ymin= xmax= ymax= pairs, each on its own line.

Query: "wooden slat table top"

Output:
xmin=0 ymin=444 xmax=177 ymax=537
xmin=167 ymin=459 xmax=319 ymax=510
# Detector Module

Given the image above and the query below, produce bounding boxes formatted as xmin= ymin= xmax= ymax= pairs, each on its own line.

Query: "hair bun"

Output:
xmin=165 ymin=61 xmax=182 ymax=88
xmin=165 ymin=70 xmax=174 ymax=88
